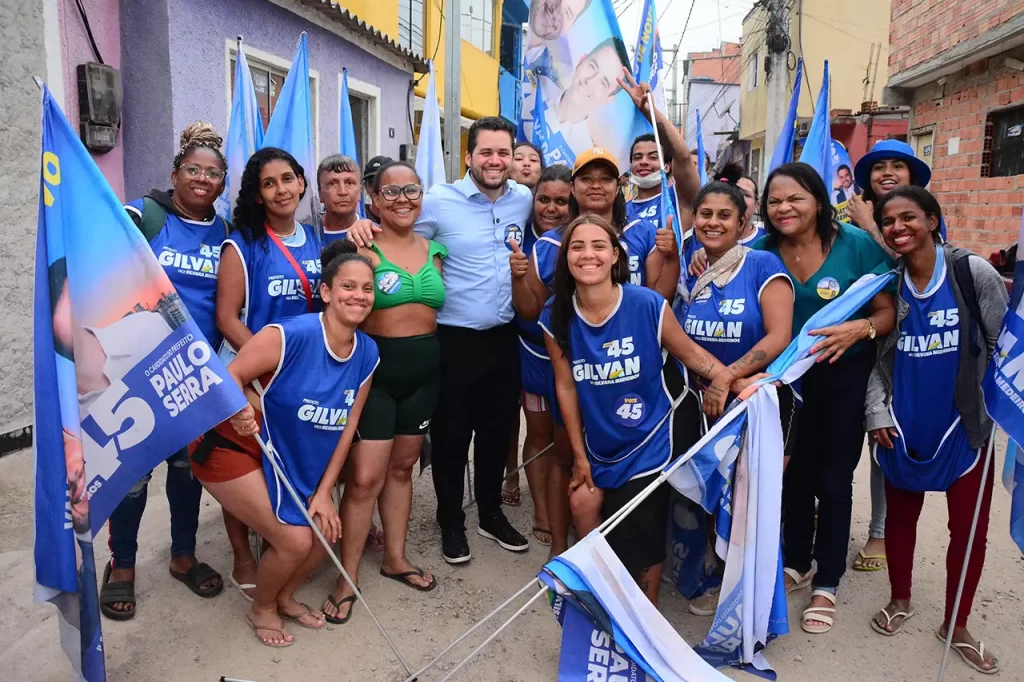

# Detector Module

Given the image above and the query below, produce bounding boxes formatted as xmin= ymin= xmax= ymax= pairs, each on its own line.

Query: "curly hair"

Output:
xmin=173 ymin=122 xmax=225 ymax=170
xmin=232 ymin=147 xmax=307 ymax=244
xmin=761 ymin=162 xmax=838 ymax=253
xmin=549 ymin=214 xmax=629 ymax=355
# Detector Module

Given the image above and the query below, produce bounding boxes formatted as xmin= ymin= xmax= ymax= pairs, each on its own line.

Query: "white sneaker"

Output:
xmin=688 ymin=586 xmax=721 ymax=616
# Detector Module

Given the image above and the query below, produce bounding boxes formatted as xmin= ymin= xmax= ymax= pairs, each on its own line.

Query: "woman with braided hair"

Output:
xmin=100 ymin=122 xmax=230 ymax=621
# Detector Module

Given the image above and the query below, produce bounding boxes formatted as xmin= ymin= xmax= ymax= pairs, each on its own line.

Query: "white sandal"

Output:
xmin=801 ymin=589 xmax=836 ymax=634
xmin=783 ymin=567 xmax=813 ymax=594
xmin=935 ymin=631 xmax=1001 ymax=675
xmin=230 ymin=572 xmax=256 ymax=603
xmin=870 ymin=606 xmax=915 ymax=636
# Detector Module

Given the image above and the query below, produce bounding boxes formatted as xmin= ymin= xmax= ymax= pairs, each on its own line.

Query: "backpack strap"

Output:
xmin=139 ymin=196 xmax=168 ymax=243
xmin=952 ymin=252 xmax=983 ymax=358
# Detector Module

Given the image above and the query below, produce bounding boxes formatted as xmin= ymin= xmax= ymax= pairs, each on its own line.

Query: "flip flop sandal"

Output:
xmin=532 ymin=527 xmax=553 ymax=546
xmin=380 ymin=567 xmax=437 ymax=592
xmin=245 ymin=615 xmax=294 ymax=648
xmin=801 ymin=589 xmax=836 ymax=635
xmin=934 ymin=631 xmax=1001 ymax=675
xmin=229 ymin=572 xmax=256 ymax=603
xmin=323 ymin=593 xmax=358 ymax=625
xmin=783 ymin=567 xmax=814 ymax=594
xmin=169 ymin=561 xmax=224 ymax=598
xmin=100 ymin=560 xmax=136 ymax=621
xmin=870 ymin=607 xmax=915 ymax=636
xmin=501 ymin=485 xmax=521 ymax=506
xmin=853 ymin=549 xmax=888 ymax=572
xmin=279 ymin=603 xmax=325 ymax=630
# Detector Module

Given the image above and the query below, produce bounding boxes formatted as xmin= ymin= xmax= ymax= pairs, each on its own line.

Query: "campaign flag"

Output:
xmin=632 ymin=0 xmax=665 ymax=112
xmin=416 ymin=61 xmax=447 ymax=189
xmin=695 ymin=108 xmax=709 ymax=187
xmin=767 ymin=58 xmax=803 ymax=175
xmin=216 ymin=39 xmax=264 ymax=222
xmin=542 ymin=533 xmax=733 ymax=682
xmin=338 ymin=68 xmax=364 ymax=218
xmin=520 ymin=0 xmax=649 ymax=171
xmin=798 ymin=61 xmax=832 ymax=193
xmin=34 ymin=86 xmax=247 ymax=680
xmin=661 ymin=172 xmax=683 ymax=257
xmin=983 ymin=211 xmax=1024 ymax=554
xmin=263 ymin=33 xmax=318 ymax=224
xmin=829 ymin=141 xmax=858 ymax=222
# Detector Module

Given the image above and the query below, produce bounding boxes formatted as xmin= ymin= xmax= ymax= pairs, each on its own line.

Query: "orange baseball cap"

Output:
xmin=571 ymin=147 xmax=620 ymax=178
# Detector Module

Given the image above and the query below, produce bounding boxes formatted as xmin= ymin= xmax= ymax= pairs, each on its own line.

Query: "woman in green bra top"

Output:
xmin=322 ymin=161 xmax=445 ymax=624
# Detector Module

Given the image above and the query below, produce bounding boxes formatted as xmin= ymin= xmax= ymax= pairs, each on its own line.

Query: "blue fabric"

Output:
xmin=128 ymin=199 xmax=227 ymax=347
xmin=853 ymin=139 xmax=932 ymax=193
xmin=621 ymin=218 xmax=659 ymax=287
xmin=415 ymin=174 xmax=532 ymax=329
xmin=539 ymin=285 xmax=672 ymax=488
xmin=262 ymin=314 xmax=378 ymax=525
xmin=767 ymin=58 xmax=803 ymax=174
xmin=533 ymin=227 xmax=563 ymax=288
xmin=625 ymin=189 xmax=679 ymax=227
xmin=223 ymin=223 xmax=323 ymax=334
xmin=681 ymin=251 xmax=790 ymax=366
xmin=322 ymin=228 xmax=348 ymax=244
xmin=797 ymin=61 xmax=833 ymax=192
xmin=216 ymin=44 xmax=264 ymax=222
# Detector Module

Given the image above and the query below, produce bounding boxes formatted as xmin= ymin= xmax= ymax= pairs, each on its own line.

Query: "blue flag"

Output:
xmin=339 ymin=68 xmax=364 ymax=218
xmin=983 ymin=211 xmax=1024 ymax=555
xmin=216 ymin=40 xmax=264 ymax=222
xmin=661 ymin=173 xmax=683 ymax=257
xmin=416 ymin=61 xmax=447 ymax=190
xmin=33 ymin=85 xmax=247 ymax=681
xmin=696 ymin=108 xmax=709 ymax=187
xmin=263 ymin=33 xmax=317 ymax=222
xmin=632 ymin=0 xmax=664 ymax=104
xmin=767 ymin=58 xmax=803 ymax=175
xmin=798 ymin=61 xmax=832 ymax=189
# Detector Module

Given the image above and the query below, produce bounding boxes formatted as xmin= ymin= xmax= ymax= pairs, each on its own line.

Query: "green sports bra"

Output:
xmin=370 ymin=240 xmax=448 ymax=311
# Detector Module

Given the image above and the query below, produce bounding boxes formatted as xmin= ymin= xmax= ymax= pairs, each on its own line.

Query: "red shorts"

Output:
xmin=189 ymin=421 xmax=262 ymax=483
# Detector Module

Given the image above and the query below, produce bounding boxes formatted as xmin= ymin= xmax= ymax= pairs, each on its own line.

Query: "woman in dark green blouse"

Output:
xmin=757 ymin=162 xmax=896 ymax=635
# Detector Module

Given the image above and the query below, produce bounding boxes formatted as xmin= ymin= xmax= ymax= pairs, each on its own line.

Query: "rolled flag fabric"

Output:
xmin=216 ymin=40 xmax=264 ymax=222
xmin=33 ymin=85 xmax=247 ymax=682
xmin=767 ymin=58 xmax=803 ymax=175
xmin=797 ymin=60 xmax=832 ymax=192
xmin=982 ymin=211 xmax=1024 ymax=555
xmin=696 ymin=108 xmax=709 ymax=187
xmin=339 ymin=68 xmax=364 ymax=217
xmin=416 ymin=61 xmax=447 ymax=189
xmin=632 ymin=0 xmax=666 ymax=117
xmin=262 ymin=33 xmax=318 ymax=225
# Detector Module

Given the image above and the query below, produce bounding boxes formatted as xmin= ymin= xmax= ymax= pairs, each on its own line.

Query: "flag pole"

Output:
xmin=937 ymin=424 xmax=998 ymax=681
xmin=646 ymin=91 xmax=684 ymax=256
xmin=253 ymin=434 xmax=414 ymax=676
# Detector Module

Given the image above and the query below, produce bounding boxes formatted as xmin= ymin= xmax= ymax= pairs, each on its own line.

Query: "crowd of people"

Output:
xmin=97 ymin=79 xmax=1003 ymax=674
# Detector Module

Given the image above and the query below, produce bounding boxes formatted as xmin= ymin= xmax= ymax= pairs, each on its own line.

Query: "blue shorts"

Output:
xmin=519 ymin=337 xmax=563 ymax=426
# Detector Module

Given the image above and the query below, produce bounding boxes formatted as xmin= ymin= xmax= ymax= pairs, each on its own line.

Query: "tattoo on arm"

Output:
xmin=729 ymin=349 xmax=766 ymax=375
xmin=693 ymin=352 xmax=717 ymax=379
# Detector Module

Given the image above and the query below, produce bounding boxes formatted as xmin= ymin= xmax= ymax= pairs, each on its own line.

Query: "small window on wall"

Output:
xmin=230 ymin=54 xmax=317 ymax=135
xmin=398 ymin=0 xmax=425 ymax=55
xmin=982 ymin=105 xmax=1024 ymax=178
xmin=462 ymin=0 xmax=494 ymax=55
xmin=748 ymin=50 xmax=759 ymax=91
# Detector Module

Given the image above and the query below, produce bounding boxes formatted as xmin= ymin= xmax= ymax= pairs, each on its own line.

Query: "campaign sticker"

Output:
xmin=816 ymin=277 xmax=840 ymax=300
xmin=694 ymin=287 xmax=712 ymax=303
xmin=377 ymin=272 xmax=402 ymax=295
xmin=614 ymin=393 xmax=644 ymax=426
xmin=505 ymin=224 xmax=525 ymax=251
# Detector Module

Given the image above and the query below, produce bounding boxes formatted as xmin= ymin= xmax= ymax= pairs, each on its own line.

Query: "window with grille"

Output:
xmin=398 ymin=0 xmax=425 ymax=55
xmin=748 ymin=50 xmax=759 ymax=91
xmin=981 ymin=106 xmax=1024 ymax=178
xmin=230 ymin=55 xmax=317 ymax=135
xmin=462 ymin=0 xmax=494 ymax=55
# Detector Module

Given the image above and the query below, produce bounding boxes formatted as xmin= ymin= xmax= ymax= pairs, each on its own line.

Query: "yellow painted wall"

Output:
xmin=337 ymin=0 xmax=399 ymax=41
xmin=739 ymin=0 xmax=891 ymax=142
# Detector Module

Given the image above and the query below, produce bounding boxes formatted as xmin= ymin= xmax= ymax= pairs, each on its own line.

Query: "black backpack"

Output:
xmin=952 ymin=252 xmax=985 ymax=359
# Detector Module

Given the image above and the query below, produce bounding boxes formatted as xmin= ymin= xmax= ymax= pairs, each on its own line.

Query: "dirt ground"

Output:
xmin=1 ymin=432 xmax=1022 ymax=682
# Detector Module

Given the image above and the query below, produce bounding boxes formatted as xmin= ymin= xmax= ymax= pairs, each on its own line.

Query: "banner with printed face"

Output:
xmin=519 ymin=0 xmax=650 ymax=171
xmin=830 ymin=141 xmax=859 ymax=223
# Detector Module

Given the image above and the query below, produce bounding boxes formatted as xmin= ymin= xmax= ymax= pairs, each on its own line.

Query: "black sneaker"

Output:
xmin=478 ymin=513 xmax=529 ymax=552
xmin=441 ymin=529 xmax=472 ymax=564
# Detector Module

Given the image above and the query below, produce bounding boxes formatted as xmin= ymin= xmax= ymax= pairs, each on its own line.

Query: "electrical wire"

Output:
xmin=74 ymin=0 xmax=104 ymax=64
xmin=801 ymin=12 xmax=890 ymax=49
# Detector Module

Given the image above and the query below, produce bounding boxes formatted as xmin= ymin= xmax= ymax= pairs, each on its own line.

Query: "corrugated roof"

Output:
xmin=296 ymin=0 xmax=429 ymax=73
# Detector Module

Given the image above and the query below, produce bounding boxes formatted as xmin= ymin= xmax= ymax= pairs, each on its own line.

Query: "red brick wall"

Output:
xmin=687 ymin=42 xmax=742 ymax=82
xmin=914 ymin=57 xmax=1024 ymax=252
xmin=889 ymin=0 xmax=1024 ymax=76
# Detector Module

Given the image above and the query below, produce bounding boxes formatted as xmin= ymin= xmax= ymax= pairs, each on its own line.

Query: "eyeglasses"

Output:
xmin=179 ymin=164 xmax=226 ymax=182
xmin=379 ymin=183 xmax=423 ymax=201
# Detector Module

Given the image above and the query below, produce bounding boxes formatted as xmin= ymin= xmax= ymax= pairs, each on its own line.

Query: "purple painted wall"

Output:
xmin=119 ymin=0 xmax=414 ymax=203
xmin=60 ymin=0 xmax=126 ymax=198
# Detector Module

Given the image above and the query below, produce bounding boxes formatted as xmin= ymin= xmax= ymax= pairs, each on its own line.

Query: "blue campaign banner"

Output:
xmin=216 ymin=40 xmax=264 ymax=221
xmin=416 ymin=60 xmax=447 ymax=190
xmin=766 ymin=58 xmax=803 ymax=176
xmin=797 ymin=61 xmax=832 ymax=193
xmin=520 ymin=0 xmax=649 ymax=170
xmin=558 ymin=597 xmax=651 ymax=682
xmin=695 ymin=109 xmax=709 ymax=187
xmin=339 ymin=68 xmax=364 ymax=218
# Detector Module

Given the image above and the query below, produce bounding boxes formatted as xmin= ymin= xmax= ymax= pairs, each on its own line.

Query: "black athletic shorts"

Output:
xmin=357 ymin=333 xmax=441 ymax=440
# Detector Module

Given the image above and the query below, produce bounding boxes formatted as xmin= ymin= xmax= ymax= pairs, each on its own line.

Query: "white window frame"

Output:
xmin=340 ymin=73 xmax=381 ymax=165
xmin=748 ymin=50 xmax=759 ymax=91
xmin=224 ymin=39 xmax=321 ymax=164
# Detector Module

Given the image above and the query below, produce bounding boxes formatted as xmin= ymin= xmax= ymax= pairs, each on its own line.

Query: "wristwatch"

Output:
xmin=865 ymin=319 xmax=877 ymax=340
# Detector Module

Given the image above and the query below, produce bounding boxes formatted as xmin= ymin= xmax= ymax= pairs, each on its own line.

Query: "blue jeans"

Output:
xmin=107 ymin=449 xmax=202 ymax=569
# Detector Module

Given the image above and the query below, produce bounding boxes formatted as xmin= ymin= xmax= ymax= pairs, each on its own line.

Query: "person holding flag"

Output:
xmin=864 ymin=186 xmax=1003 ymax=674
xmin=538 ymin=214 xmax=737 ymax=604
xmin=210 ymin=147 xmax=323 ymax=599
xmin=318 ymin=154 xmax=362 ymax=243
xmin=758 ymin=162 xmax=896 ymax=634
xmin=196 ymin=240 xmax=378 ymax=646
xmin=100 ymin=122 xmax=231 ymax=620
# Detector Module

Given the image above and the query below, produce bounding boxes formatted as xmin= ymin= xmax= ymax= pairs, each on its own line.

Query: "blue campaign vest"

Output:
xmin=625 ymin=190 xmax=679 ymax=226
xmin=129 ymin=199 xmax=227 ymax=348
xmin=739 ymin=223 xmax=767 ymax=246
xmin=620 ymin=219 xmax=658 ymax=288
xmin=260 ymin=314 xmax=379 ymax=524
xmin=322 ymin=229 xmax=348 ymax=244
xmin=516 ymin=224 xmax=555 ymax=397
xmin=540 ymin=285 xmax=673 ymax=488
xmin=681 ymin=251 xmax=790 ymax=367
xmin=533 ymin=227 xmax=564 ymax=289
xmin=878 ymin=261 xmax=978 ymax=492
xmin=223 ymin=223 xmax=323 ymax=334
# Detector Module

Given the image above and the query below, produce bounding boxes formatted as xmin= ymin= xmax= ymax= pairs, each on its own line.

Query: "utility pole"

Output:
xmin=443 ymin=0 xmax=462 ymax=182
xmin=761 ymin=0 xmax=792 ymax=184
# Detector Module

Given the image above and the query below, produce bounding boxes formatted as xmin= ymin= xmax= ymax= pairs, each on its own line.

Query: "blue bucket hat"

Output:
xmin=854 ymin=139 xmax=931 ymax=194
